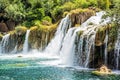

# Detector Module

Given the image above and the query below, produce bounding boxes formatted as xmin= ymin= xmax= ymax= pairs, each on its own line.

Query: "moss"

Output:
xmin=95 ymin=25 xmax=108 ymax=46
xmin=88 ymin=22 xmax=94 ymax=25
xmin=42 ymin=16 xmax=52 ymax=25
xmin=9 ymin=30 xmax=16 ymax=35
xmin=69 ymin=8 xmax=95 ymax=15
xmin=95 ymin=23 xmax=117 ymax=52
xmin=107 ymin=24 xmax=117 ymax=51
xmin=0 ymin=33 xmax=3 ymax=41
xmin=15 ymin=26 xmax=27 ymax=35
xmin=77 ymin=30 xmax=84 ymax=36
xmin=92 ymin=71 xmax=113 ymax=76
xmin=75 ymin=24 xmax=80 ymax=27
xmin=29 ymin=23 xmax=57 ymax=49
xmin=63 ymin=11 xmax=69 ymax=17
xmin=30 ymin=26 xmax=38 ymax=31
xmin=67 ymin=8 xmax=95 ymax=26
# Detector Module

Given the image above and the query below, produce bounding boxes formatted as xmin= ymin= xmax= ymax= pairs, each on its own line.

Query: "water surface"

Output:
xmin=0 ymin=54 xmax=120 ymax=80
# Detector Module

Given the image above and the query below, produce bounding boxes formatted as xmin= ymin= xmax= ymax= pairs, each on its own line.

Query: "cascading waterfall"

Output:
xmin=23 ymin=30 xmax=30 ymax=53
xmin=44 ymin=15 xmax=72 ymax=54
xmin=60 ymin=25 xmax=97 ymax=67
xmin=11 ymin=45 xmax=17 ymax=54
xmin=60 ymin=11 xmax=110 ymax=67
xmin=0 ymin=34 xmax=10 ymax=53
xmin=60 ymin=28 xmax=77 ymax=66
xmin=115 ymin=29 xmax=120 ymax=70
xmin=104 ymin=30 xmax=108 ymax=66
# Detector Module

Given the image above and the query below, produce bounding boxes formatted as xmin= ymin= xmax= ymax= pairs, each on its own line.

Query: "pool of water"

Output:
xmin=0 ymin=54 xmax=120 ymax=80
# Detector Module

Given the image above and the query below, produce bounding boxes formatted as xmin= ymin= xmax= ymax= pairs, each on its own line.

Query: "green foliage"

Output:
xmin=26 ymin=8 xmax=45 ymax=21
xmin=33 ymin=20 xmax=41 ymax=27
xmin=0 ymin=0 xmax=10 ymax=12
xmin=0 ymin=0 xmax=116 ymax=28
xmin=74 ymin=0 xmax=90 ymax=8
xmin=51 ymin=6 xmax=63 ymax=21
xmin=61 ymin=2 xmax=76 ymax=11
xmin=5 ymin=3 xmax=25 ymax=21
xmin=42 ymin=16 xmax=52 ymax=23
xmin=22 ymin=21 xmax=34 ymax=28
xmin=97 ymin=0 xmax=111 ymax=9
xmin=88 ymin=0 xmax=98 ymax=7
xmin=106 ymin=0 xmax=120 ymax=28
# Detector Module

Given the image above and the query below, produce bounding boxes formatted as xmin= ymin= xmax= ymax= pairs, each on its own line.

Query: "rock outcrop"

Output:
xmin=0 ymin=22 xmax=9 ymax=32
xmin=29 ymin=24 xmax=57 ymax=50
xmin=6 ymin=20 xmax=15 ymax=31
xmin=69 ymin=9 xmax=95 ymax=27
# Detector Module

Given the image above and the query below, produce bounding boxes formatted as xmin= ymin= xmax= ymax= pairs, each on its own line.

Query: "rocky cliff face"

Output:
xmin=0 ymin=22 xmax=9 ymax=32
xmin=29 ymin=26 xmax=56 ymax=50
xmin=69 ymin=9 xmax=95 ymax=27
xmin=0 ymin=20 xmax=15 ymax=32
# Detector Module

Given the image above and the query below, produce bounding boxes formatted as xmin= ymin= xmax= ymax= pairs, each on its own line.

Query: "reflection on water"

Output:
xmin=0 ymin=54 xmax=120 ymax=80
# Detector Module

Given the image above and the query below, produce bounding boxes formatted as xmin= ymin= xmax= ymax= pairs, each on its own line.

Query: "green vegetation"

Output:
xmin=106 ymin=0 xmax=120 ymax=28
xmin=0 ymin=0 xmax=113 ymax=28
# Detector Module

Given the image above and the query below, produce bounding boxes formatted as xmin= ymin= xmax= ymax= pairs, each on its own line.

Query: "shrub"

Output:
xmin=42 ymin=16 xmax=52 ymax=23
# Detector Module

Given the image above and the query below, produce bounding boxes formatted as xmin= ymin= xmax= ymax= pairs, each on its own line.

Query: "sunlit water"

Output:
xmin=0 ymin=51 xmax=120 ymax=80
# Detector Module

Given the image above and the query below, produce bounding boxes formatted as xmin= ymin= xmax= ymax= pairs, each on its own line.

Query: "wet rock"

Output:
xmin=69 ymin=9 xmax=95 ymax=27
xmin=6 ymin=20 xmax=15 ymax=31
xmin=0 ymin=22 xmax=8 ymax=32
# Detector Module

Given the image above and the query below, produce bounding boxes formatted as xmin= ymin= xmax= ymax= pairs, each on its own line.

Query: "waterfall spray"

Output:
xmin=104 ymin=30 xmax=108 ymax=66
xmin=60 ymin=11 xmax=110 ymax=67
xmin=23 ymin=30 xmax=30 ymax=53
xmin=115 ymin=29 xmax=120 ymax=70
xmin=0 ymin=34 xmax=10 ymax=53
xmin=44 ymin=15 xmax=72 ymax=54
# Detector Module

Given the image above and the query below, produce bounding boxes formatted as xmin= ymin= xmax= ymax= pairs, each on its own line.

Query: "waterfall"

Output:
xmin=23 ymin=30 xmax=30 ymax=53
xmin=11 ymin=45 xmax=17 ymax=54
xmin=0 ymin=34 xmax=10 ymax=53
xmin=60 ymin=28 xmax=77 ymax=66
xmin=60 ymin=11 xmax=110 ymax=67
xmin=44 ymin=15 xmax=72 ymax=54
xmin=104 ymin=30 xmax=108 ymax=66
xmin=115 ymin=29 xmax=120 ymax=70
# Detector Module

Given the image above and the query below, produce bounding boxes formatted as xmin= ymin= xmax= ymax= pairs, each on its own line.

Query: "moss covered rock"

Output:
xmin=0 ymin=33 xmax=3 ymax=41
xmin=68 ymin=8 xmax=95 ymax=27
xmin=95 ymin=24 xmax=117 ymax=51
xmin=29 ymin=24 xmax=57 ymax=50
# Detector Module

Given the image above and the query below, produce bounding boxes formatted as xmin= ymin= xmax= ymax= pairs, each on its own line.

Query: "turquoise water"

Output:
xmin=0 ymin=54 xmax=120 ymax=80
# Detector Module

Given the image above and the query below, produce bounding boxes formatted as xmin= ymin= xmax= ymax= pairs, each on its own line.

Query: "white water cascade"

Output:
xmin=115 ymin=29 xmax=120 ymax=70
xmin=44 ymin=15 xmax=72 ymax=54
xmin=0 ymin=34 xmax=10 ymax=53
xmin=23 ymin=30 xmax=30 ymax=53
xmin=104 ymin=30 xmax=108 ymax=66
xmin=60 ymin=11 xmax=110 ymax=67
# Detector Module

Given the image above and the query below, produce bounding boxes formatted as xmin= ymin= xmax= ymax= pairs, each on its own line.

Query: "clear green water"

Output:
xmin=0 ymin=54 xmax=120 ymax=80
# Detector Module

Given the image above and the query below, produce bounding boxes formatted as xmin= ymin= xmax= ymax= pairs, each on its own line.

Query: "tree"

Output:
xmin=107 ymin=0 xmax=120 ymax=28
xmin=5 ymin=1 xmax=25 ymax=22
